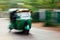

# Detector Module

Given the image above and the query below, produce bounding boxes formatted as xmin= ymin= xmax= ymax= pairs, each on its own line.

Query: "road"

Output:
xmin=0 ymin=18 xmax=60 ymax=40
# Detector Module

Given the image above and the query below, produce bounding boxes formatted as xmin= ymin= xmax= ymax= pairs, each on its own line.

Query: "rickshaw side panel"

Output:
xmin=16 ymin=20 xmax=25 ymax=30
xmin=16 ymin=19 xmax=32 ymax=30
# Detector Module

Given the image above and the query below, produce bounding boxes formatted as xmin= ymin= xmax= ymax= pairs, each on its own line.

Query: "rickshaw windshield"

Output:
xmin=17 ymin=12 xmax=31 ymax=19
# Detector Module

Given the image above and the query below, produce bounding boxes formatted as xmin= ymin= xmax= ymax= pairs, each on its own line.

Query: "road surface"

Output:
xmin=0 ymin=18 xmax=60 ymax=40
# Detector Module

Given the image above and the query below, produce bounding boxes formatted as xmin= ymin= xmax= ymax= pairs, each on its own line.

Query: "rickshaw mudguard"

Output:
xmin=24 ymin=20 xmax=32 ymax=30
xmin=25 ymin=25 xmax=30 ymax=30
xmin=9 ymin=23 xmax=15 ymax=29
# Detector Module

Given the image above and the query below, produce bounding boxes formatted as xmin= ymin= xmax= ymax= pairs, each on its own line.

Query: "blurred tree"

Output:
xmin=24 ymin=0 xmax=60 ymax=11
xmin=0 ymin=0 xmax=60 ymax=11
xmin=0 ymin=0 xmax=24 ymax=11
xmin=0 ymin=0 xmax=9 ymax=11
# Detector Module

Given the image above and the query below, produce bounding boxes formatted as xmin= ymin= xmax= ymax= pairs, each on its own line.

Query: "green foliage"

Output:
xmin=44 ymin=10 xmax=58 ymax=27
xmin=24 ymin=0 xmax=60 ymax=11
xmin=32 ymin=12 xmax=40 ymax=22
xmin=44 ymin=20 xmax=58 ymax=27
xmin=0 ymin=0 xmax=60 ymax=11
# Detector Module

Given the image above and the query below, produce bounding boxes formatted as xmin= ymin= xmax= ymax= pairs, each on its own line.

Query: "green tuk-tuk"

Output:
xmin=9 ymin=9 xmax=32 ymax=34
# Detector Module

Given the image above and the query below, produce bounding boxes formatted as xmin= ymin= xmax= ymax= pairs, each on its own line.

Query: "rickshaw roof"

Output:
xmin=17 ymin=9 xmax=30 ymax=12
xmin=8 ymin=8 xmax=17 ymax=12
xmin=8 ymin=8 xmax=31 ymax=13
xmin=18 ymin=9 xmax=29 ymax=10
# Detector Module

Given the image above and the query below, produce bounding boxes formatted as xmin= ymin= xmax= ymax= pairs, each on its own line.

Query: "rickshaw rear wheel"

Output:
xmin=25 ymin=30 xmax=29 ymax=35
xmin=22 ymin=29 xmax=29 ymax=35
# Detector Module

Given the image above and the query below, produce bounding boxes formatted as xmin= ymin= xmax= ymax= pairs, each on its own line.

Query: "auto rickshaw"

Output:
xmin=9 ymin=9 xmax=32 ymax=34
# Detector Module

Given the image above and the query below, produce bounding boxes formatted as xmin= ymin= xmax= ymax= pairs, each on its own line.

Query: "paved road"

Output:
xmin=0 ymin=18 xmax=60 ymax=40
